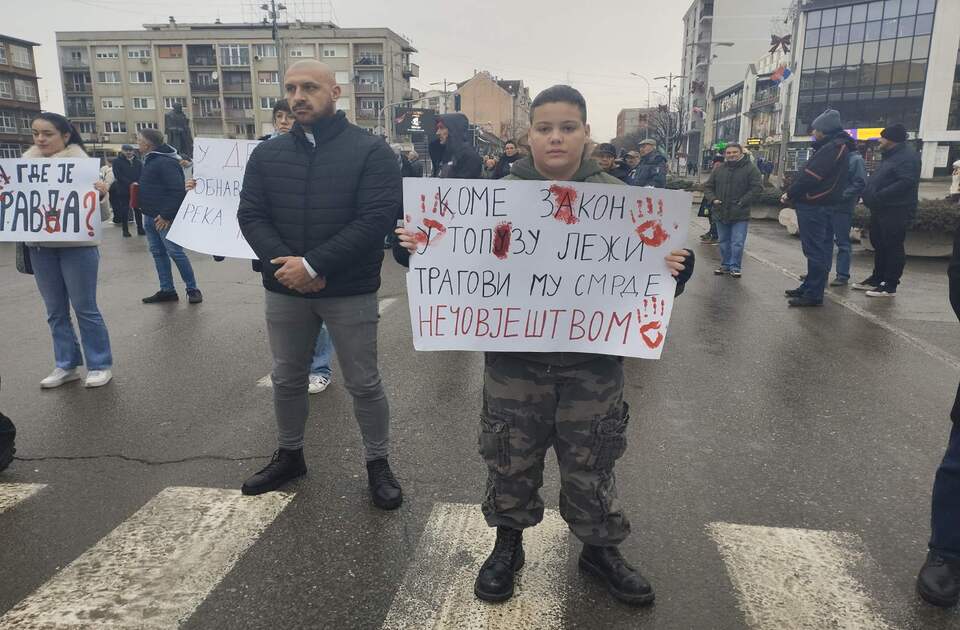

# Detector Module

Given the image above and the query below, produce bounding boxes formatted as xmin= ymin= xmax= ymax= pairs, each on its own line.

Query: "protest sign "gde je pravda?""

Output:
xmin=167 ymin=138 xmax=259 ymax=259
xmin=0 ymin=158 xmax=101 ymax=243
xmin=403 ymin=178 xmax=692 ymax=360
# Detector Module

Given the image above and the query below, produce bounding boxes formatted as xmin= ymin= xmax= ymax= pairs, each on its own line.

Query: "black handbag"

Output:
xmin=697 ymin=197 xmax=712 ymax=218
xmin=15 ymin=242 xmax=33 ymax=275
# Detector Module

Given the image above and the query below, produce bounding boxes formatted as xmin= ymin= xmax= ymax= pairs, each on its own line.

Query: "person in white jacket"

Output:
xmin=19 ymin=113 xmax=114 ymax=388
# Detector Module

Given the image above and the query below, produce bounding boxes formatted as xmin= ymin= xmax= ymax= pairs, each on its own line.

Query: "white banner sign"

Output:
xmin=167 ymin=137 xmax=260 ymax=259
xmin=404 ymin=178 xmax=692 ymax=359
xmin=0 ymin=158 xmax=101 ymax=242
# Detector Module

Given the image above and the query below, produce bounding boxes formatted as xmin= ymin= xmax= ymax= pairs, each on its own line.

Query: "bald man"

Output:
xmin=238 ymin=61 xmax=404 ymax=507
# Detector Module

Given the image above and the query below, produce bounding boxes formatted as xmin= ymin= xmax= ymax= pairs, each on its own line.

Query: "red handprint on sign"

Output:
xmin=630 ymin=197 xmax=679 ymax=248
xmin=636 ymin=296 xmax=666 ymax=350
xmin=407 ymin=192 xmax=455 ymax=251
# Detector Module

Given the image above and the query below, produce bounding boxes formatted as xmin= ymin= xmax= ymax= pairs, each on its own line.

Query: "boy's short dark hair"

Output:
xmin=724 ymin=143 xmax=743 ymax=152
xmin=272 ymin=99 xmax=292 ymax=119
xmin=530 ymin=85 xmax=587 ymax=123
xmin=138 ymin=127 xmax=165 ymax=148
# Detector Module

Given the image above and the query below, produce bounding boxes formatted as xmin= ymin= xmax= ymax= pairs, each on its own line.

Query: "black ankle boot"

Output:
xmin=917 ymin=551 xmax=960 ymax=607
xmin=579 ymin=544 xmax=655 ymax=606
xmin=366 ymin=458 xmax=402 ymax=510
xmin=474 ymin=527 xmax=525 ymax=602
xmin=241 ymin=448 xmax=306 ymax=495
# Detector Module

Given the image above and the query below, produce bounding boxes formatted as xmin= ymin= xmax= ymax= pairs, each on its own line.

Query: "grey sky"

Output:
xmin=6 ymin=0 xmax=689 ymax=141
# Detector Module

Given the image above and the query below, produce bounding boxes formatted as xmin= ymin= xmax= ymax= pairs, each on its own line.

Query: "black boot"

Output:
xmin=122 ymin=225 xmax=131 ymax=238
xmin=475 ymin=527 xmax=524 ymax=602
xmin=917 ymin=551 xmax=960 ymax=607
xmin=366 ymin=457 xmax=403 ymax=510
xmin=787 ymin=296 xmax=823 ymax=307
xmin=784 ymin=288 xmax=804 ymax=298
xmin=241 ymin=448 xmax=307 ymax=496
xmin=579 ymin=544 xmax=655 ymax=606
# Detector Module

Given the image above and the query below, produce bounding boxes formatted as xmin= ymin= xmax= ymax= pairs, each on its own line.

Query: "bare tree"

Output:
xmin=648 ymin=97 xmax=688 ymax=161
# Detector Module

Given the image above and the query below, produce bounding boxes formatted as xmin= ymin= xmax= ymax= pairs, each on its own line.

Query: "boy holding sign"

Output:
xmin=397 ymin=86 xmax=693 ymax=605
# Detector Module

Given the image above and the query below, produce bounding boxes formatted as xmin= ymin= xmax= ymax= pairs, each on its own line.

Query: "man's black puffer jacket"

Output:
xmin=238 ymin=111 xmax=402 ymax=298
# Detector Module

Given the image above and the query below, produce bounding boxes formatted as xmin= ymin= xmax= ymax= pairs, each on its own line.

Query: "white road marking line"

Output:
xmin=0 ymin=483 xmax=46 ymax=514
xmin=256 ymin=297 xmax=400 ymax=387
xmin=707 ymin=522 xmax=893 ymax=630
xmin=0 ymin=486 xmax=293 ymax=629
xmin=382 ymin=502 xmax=569 ymax=630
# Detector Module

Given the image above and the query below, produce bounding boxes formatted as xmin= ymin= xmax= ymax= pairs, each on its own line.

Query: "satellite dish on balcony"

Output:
xmin=212 ymin=71 xmax=219 ymax=80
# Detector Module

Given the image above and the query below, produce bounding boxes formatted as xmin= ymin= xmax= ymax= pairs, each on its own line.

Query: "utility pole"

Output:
xmin=655 ymin=72 xmax=685 ymax=171
xmin=261 ymin=1 xmax=287 ymax=97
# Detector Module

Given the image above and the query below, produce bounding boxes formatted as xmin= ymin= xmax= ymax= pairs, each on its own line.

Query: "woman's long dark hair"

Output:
xmin=32 ymin=112 xmax=85 ymax=150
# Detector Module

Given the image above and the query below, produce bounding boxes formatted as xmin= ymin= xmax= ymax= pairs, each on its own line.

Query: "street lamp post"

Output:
xmin=654 ymin=73 xmax=686 ymax=170
xmin=429 ymin=79 xmax=457 ymax=114
xmin=681 ymin=41 xmax=734 ymax=172
xmin=629 ymin=73 xmax=651 ymax=109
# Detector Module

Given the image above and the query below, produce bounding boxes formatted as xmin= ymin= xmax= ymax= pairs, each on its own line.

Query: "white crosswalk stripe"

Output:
xmin=707 ymin=522 xmax=894 ymax=630
xmin=0 ymin=483 xmax=46 ymax=514
xmin=381 ymin=502 xmax=569 ymax=630
xmin=0 ymin=486 xmax=293 ymax=629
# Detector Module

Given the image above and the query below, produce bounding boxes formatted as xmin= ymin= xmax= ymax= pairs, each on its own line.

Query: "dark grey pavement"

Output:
xmin=0 ymin=216 xmax=958 ymax=629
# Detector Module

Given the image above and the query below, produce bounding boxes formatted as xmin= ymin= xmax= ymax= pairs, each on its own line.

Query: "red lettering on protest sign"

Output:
xmin=83 ymin=191 xmax=97 ymax=236
xmin=492 ymin=221 xmax=512 ymax=259
xmin=548 ymin=184 xmax=579 ymax=225
xmin=43 ymin=205 xmax=61 ymax=234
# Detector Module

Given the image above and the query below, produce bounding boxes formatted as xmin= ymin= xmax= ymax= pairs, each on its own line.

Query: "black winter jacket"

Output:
xmin=787 ymin=130 xmax=855 ymax=207
xmin=493 ymin=153 xmax=521 ymax=179
xmin=629 ymin=152 xmax=668 ymax=188
xmin=428 ymin=113 xmax=483 ymax=179
xmin=862 ymin=143 xmax=922 ymax=215
xmin=111 ymin=155 xmax=141 ymax=201
xmin=238 ymin=112 xmax=402 ymax=298
xmin=137 ymin=145 xmax=186 ymax=220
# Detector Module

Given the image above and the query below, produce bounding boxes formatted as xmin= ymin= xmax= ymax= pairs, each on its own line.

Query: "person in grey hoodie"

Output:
xmin=828 ymin=145 xmax=867 ymax=286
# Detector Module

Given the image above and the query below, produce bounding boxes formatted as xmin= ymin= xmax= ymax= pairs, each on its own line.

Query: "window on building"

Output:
xmin=17 ymin=113 xmax=31 ymax=132
xmin=132 ymin=97 xmax=155 ymax=110
xmin=127 ymin=48 xmax=151 ymax=59
xmin=336 ymin=96 xmax=350 ymax=111
xmin=289 ymin=46 xmax=312 ymax=58
xmin=949 ymin=40 xmax=960 ymax=129
xmin=164 ymin=96 xmax=187 ymax=110
xmin=0 ymin=45 xmax=7 ymax=65
xmin=254 ymin=44 xmax=277 ymax=58
xmin=258 ymin=71 xmax=279 ymax=84
xmin=225 ymin=96 xmax=253 ymax=110
xmin=95 ymin=47 xmax=119 ymax=59
xmin=219 ymin=44 xmax=250 ymax=66
xmin=0 ymin=78 xmax=11 ymax=99
xmin=10 ymin=45 xmax=32 ymax=69
xmin=74 ymin=121 xmax=96 ymax=134
xmin=14 ymin=79 xmax=37 ymax=102
xmin=0 ymin=111 xmax=16 ymax=133
xmin=101 ymin=98 xmax=124 ymax=109
xmin=97 ymin=71 xmax=121 ymax=84
xmin=322 ymin=45 xmax=348 ymax=58
xmin=163 ymin=73 xmax=185 ymax=85
xmin=0 ymin=143 xmax=21 ymax=158
xmin=157 ymin=45 xmax=182 ymax=59
xmin=335 ymin=71 xmax=349 ymax=84
xmin=260 ymin=96 xmax=280 ymax=109
xmin=129 ymin=71 xmax=153 ymax=84
xmin=103 ymin=121 xmax=127 ymax=134
xmin=136 ymin=121 xmax=159 ymax=131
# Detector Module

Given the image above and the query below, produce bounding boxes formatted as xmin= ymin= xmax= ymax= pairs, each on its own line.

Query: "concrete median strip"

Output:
xmin=0 ymin=483 xmax=47 ymax=514
xmin=381 ymin=502 xmax=569 ymax=630
xmin=707 ymin=522 xmax=893 ymax=630
xmin=0 ymin=486 xmax=293 ymax=629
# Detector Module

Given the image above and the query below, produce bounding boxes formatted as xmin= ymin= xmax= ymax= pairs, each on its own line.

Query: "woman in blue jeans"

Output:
xmin=14 ymin=113 xmax=114 ymax=389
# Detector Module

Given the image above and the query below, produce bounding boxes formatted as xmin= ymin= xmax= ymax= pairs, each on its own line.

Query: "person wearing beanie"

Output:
xmin=855 ymin=123 xmax=922 ymax=297
xmin=781 ymin=108 xmax=855 ymax=306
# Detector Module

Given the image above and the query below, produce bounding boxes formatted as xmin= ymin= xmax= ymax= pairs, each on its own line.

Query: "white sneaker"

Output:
xmin=84 ymin=369 xmax=113 ymax=388
xmin=308 ymin=374 xmax=331 ymax=394
xmin=40 ymin=367 xmax=81 ymax=389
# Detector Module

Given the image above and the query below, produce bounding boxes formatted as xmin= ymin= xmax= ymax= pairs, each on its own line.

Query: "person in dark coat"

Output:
xmin=111 ymin=144 xmax=143 ymax=237
xmin=853 ymin=123 xmax=922 ymax=297
xmin=428 ymin=113 xmax=483 ymax=178
xmin=781 ymin=109 xmax=854 ymax=307
xmin=136 ymin=128 xmax=201 ymax=305
xmin=401 ymin=150 xmax=423 ymax=178
xmin=629 ymin=139 xmax=668 ymax=188
xmin=593 ymin=142 xmax=630 ymax=182
xmin=493 ymin=140 xmax=522 ymax=178
xmin=702 ymin=143 xmax=763 ymax=277
xmin=237 ymin=60 xmax=403 ymax=508
xmin=916 ymin=224 xmax=960 ymax=608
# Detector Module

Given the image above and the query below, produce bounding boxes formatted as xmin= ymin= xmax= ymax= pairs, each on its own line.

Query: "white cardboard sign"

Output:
xmin=167 ymin=137 xmax=260 ymax=259
xmin=403 ymin=178 xmax=692 ymax=359
xmin=0 ymin=158 xmax=102 ymax=242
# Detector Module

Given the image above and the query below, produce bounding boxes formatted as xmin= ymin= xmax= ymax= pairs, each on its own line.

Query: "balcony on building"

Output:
xmin=354 ymin=52 xmax=384 ymax=66
xmin=194 ymin=109 xmax=223 ymax=119
xmin=187 ymin=45 xmax=217 ymax=67
xmin=222 ymin=72 xmax=252 ymax=94
xmin=64 ymin=71 xmax=92 ymax=94
xmin=700 ymin=1 xmax=714 ymax=20
xmin=357 ymin=109 xmax=381 ymax=121
xmin=402 ymin=62 xmax=419 ymax=79
xmin=355 ymin=81 xmax=384 ymax=94
xmin=65 ymin=98 xmax=95 ymax=118
xmin=60 ymin=52 xmax=89 ymax=69
xmin=190 ymin=71 xmax=219 ymax=93
xmin=751 ymin=84 xmax=780 ymax=111
xmin=224 ymin=108 xmax=254 ymax=121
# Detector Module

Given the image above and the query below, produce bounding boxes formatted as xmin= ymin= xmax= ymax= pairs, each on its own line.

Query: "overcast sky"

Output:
xmin=6 ymin=0 xmax=689 ymax=141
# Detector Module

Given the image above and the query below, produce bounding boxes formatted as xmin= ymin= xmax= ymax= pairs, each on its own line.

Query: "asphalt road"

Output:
xmin=0 ymin=216 xmax=958 ymax=630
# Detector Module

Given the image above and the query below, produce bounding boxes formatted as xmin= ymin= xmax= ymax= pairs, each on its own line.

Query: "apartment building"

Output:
xmin=454 ymin=72 xmax=531 ymax=142
xmin=0 ymin=35 xmax=41 ymax=158
xmin=616 ymin=107 xmax=657 ymax=139
xmin=55 ymin=18 xmax=419 ymax=150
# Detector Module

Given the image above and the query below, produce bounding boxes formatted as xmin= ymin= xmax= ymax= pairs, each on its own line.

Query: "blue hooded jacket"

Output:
xmin=137 ymin=143 xmax=186 ymax=220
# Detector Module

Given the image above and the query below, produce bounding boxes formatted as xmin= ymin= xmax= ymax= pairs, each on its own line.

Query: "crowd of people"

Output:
xmin=0 ymin=58 xmax=958 ymax=610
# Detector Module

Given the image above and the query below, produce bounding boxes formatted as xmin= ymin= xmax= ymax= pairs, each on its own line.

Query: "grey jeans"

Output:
xmin=265 ymin=290 xmax=390 ymax=459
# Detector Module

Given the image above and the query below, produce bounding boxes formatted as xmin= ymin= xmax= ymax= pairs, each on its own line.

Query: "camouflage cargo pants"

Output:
xmin=479 ymin=353 xmax=631 ymax=546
